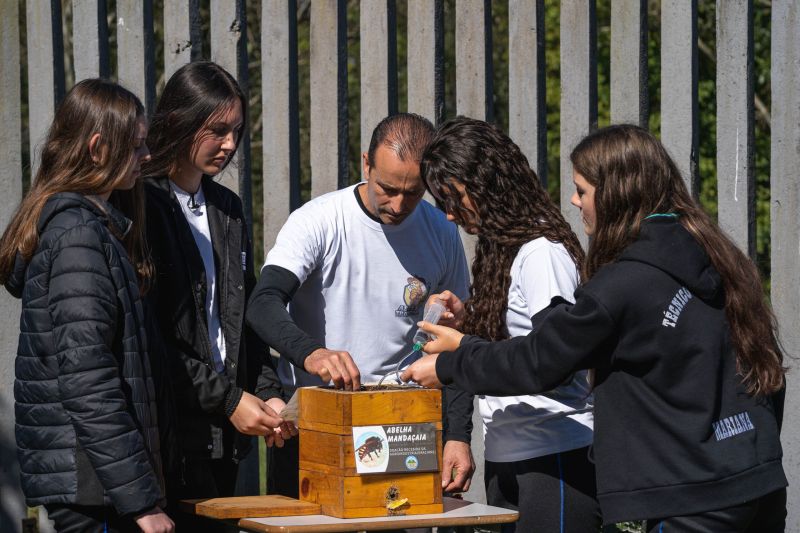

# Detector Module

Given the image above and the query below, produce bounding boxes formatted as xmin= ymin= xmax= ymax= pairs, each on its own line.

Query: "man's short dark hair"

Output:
xmin=367 ymin=113 xmax=435 ymax=167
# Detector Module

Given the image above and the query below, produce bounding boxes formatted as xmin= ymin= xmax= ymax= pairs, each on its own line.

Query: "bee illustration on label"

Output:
xmin=356 ymin=435 xmax=384 ymax=462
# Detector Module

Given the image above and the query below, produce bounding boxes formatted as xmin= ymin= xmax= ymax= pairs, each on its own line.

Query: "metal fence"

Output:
xmin=1 ymin=1 xmax=799 ymax=531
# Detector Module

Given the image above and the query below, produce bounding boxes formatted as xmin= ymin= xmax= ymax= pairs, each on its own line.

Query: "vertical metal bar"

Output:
xmin=360 ymin=0 xmax=398 ymax=172
xmin=262 ymin=0 xmax=300 ymax=253
xmin=660 ymin=0 xmax=698 ymax=195
xmin=770 ymin=2 xmax=800 ymax=525
xmin=116 ymin=0 xmax=156 ymax=115
xmin=716 ymin=0 xmax=754 ymax=257
xmin=387 ymin=1 xmax=398 ymax=118
xmin=72 ymin=0 xmax=110 ymax=81
xmin=559 ymin=0 xmax=597 ymax=248
xmin=310 ymin=0 xmax=348 ymax=197
xmin=455 ymin=0 xmax=492 ymax=121
xmin=407 ymin=0 xmax=444 ymax=126
xmin=610 ymin=0 xmax=648 ymax=126
xmin=509 ymin=0 xmax=547 ymax=184
xmin=163 ymin=0 xmax=202 ymax=80
xmin=210 ymin=0 xmax=251 ymax=222
xmin=26 ymin=0 xmax=65 ymax=176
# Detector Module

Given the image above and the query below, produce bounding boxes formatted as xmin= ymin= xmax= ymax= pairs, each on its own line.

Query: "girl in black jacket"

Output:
xmin=0 ymin=80 xmax=174 ymax=532
xmin=141 ymin=61 xmax=293 ymax=530
xmin=403 ymin=124 xmax=787 ymax=531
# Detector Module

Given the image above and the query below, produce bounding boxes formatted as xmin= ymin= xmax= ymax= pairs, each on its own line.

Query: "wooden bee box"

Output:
xmin=297 ymin=386 xmax=443 ymax=518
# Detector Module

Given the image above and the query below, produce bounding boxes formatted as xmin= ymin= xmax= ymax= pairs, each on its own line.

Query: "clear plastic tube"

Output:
xmin=376 ymin=298 xmax=448 ymax=386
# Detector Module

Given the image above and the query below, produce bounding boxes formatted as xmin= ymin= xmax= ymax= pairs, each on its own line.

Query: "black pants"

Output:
xmin=44 ymin=504 xmax=139 ymax=533
xmin=644 ymin=488 xmax=786 ymax=532
xmin=165 ymin=456 xmax=240 ymax=533
xmin=268 ymin=436 xmax=300 ymax=498
xmin=485 ymin=446 xmax=601 ymax=533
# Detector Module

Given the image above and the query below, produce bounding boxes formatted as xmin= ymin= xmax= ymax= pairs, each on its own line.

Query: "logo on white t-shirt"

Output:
xmin=396 ymin=275 xmax=428 ymax=317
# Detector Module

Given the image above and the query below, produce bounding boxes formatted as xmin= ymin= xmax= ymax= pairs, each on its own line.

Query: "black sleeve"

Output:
xmin=242 ymin=225 xmax=285 ymax=402
xmin=772 ymin=383 xmax=786 ymax=434
xmin=246 ymin=264 xmax=324 ymax=370
xmin=437 ymin=292 xmax=614 ymax=396
xmin=248 ymin=323 xmax=284 ymax=402
xmin=442 ymin=385 xmax=474 ymax=443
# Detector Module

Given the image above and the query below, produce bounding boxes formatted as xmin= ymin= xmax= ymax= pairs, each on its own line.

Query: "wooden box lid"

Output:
xmin=298 ymin=387 xmax=442 ymax=435
xmin=181 ymin=495 xmax=321 ymax=519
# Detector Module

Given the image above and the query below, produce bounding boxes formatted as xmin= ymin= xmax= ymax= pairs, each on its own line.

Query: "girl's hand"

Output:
xmin=400 ymin=354 xmax=442 ymax=388
xmin=134 ymin=507 xmax=175 ymax=533
xmin=428 ymin=291 xmax=465 ymax=329
xmin=264 ymin=397 xmax=299 ymax=448
xmin=230 ymin=391 xmax=283 ymax=436
xmin=418 ymin=321 xmax=465 ymax=354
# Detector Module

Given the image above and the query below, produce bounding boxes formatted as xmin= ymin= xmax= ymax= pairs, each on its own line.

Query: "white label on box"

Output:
xmin=352 ymin=423 xmax=438 ymax=475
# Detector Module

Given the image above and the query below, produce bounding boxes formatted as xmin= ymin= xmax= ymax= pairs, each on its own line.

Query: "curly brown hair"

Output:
xmin=421 ymin=117 xmax=584 ymax=341
xmin=570 ymin=124 xmax=785 ymax=395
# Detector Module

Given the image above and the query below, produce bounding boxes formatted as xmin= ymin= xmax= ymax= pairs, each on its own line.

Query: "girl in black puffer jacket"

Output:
xmin=0 ymin=79 xmax=173 ymax=533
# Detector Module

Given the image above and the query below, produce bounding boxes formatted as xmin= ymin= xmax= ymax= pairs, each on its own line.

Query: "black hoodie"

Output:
xmin=436 ymin=218 xmax=786 ymax=524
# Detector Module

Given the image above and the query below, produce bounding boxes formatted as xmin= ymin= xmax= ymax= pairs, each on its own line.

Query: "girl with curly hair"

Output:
xmin=419 ymin=117 xmax=600 ymax=532
xmin=404 ymin=124 xmax=787 ymax=531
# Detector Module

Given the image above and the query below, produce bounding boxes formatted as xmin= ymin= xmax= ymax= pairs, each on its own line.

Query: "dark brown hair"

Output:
xmin=0 ymin=78 xmax=152 ymax=288
xmin=367 ymin=113 xmax=435 ymax=166
xmin=422 ymin=117 xmax=584 ymax=341
xmin=570 ymin=124 xmax=785 ymax=395
xmin=143 ymin=61 xmax=246 ymax=179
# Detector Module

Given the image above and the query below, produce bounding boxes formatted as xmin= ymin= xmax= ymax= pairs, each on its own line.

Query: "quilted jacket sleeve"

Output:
xmin=48 ymin=223 xmax=162 ymax=517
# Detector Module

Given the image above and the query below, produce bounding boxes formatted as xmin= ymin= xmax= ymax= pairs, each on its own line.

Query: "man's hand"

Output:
xmin=134 ymin=507 xmax=174 ymax=533
xmin=400 ymin=354 xmax=442 ymax=388
xmin=229 ymin=391 xmax=284 ymax=436
xmin=429 ymin=290 xmax=466 ymax=329
xmin=304 ymin=348 xmax=361 ymax=390
xmin=264 ymin=397 xmax=299 ymax=448
xmin=442 ymin=440 xmax=475 ymax=493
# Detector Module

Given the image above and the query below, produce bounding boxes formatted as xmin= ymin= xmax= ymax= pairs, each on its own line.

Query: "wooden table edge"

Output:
xmin=236 ymin=498 xmax=519 ymax=533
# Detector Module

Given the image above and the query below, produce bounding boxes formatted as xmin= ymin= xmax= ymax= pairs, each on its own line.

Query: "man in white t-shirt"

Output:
xmin=247 ymin=113 xmax=474 ymax=498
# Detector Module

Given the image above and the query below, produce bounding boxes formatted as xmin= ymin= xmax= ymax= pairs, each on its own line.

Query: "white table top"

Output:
xmin=237 ymin=497 xmax=518 ymax=532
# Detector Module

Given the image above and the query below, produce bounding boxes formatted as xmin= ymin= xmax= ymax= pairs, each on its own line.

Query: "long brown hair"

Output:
xmin=0 ymin=78 xmax=152 ymax=288
xmin=422 ymin=117 xmax=585 ymax=341
xmin=143 ymin=61 xmax=247 ymax=179
xmin=570 ymin=124 xmax=785 ymax=395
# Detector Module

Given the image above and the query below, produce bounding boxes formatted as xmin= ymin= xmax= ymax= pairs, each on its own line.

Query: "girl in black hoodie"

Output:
xmin=403 ymin=124 xmax=787 ymax=531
